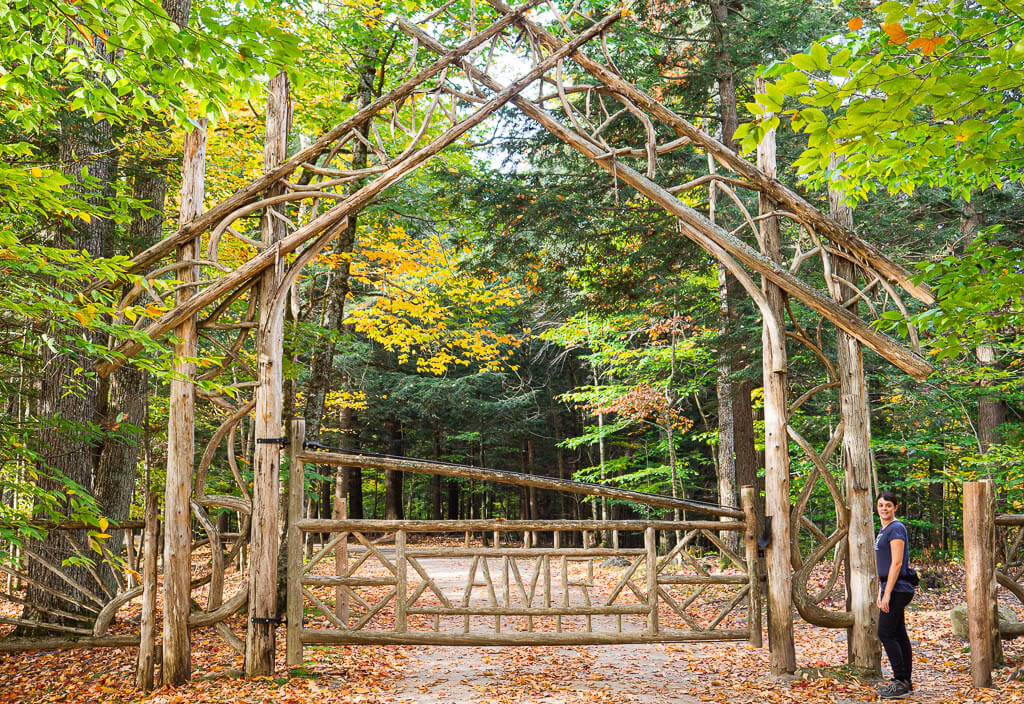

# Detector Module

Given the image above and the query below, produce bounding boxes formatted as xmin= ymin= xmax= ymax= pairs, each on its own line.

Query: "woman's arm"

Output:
xmin=878 ymin=538 xmax=905 ymax=613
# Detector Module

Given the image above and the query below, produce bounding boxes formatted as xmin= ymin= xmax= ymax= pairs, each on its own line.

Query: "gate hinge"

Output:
xmin=256 ymin=437 xmax=289 ymax=446
xmin=757 ymin=515 xmax=772 ymax=553
xmin=251 ymin=615 xmax=286 ymax=626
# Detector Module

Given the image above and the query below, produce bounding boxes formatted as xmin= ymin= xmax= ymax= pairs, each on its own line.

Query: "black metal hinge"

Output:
xmin=757 ymin=515 xmax=773 ymax=557
xmin=256 ymin=437 xmax=289 ymax=446
xmin=251 ymin=615 xmax=286 ymax=626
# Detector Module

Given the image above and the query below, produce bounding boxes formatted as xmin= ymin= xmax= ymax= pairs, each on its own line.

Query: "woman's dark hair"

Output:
xmin=878 ymin=491 xmax=900 ymax=509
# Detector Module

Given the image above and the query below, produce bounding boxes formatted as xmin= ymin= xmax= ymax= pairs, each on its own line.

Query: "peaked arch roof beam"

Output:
xmin=485 ymin=0 xmax=934 ymax=306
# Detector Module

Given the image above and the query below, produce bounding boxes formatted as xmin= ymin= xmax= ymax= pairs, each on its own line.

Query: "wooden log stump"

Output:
xmin=965 ymin=480 xmax=999 ymax=687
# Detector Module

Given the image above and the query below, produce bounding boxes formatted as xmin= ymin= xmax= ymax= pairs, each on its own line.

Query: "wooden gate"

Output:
xmin=285 ymin=430 xmax=761 ymax=660
xmin=286 ymin=519 xmax=759 ymax=657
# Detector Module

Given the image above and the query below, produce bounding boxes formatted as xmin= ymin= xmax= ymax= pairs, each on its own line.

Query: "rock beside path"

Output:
xmin=949 ymin=603 xmax=1019 ymax=640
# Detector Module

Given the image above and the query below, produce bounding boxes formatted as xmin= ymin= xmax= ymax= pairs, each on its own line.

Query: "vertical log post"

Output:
xmin=135 ymin=491 xmax=159 ymax=690
xmin=334 ymin=492 xmax=349 ymax=623
xmin=245 ymin=71 xmax=291 ymax=677
xmin=286 ymin=419 xmax=305 ymax=666
xmin=828 ymin=161 xmax=881 ymax=672
xmin=645 ymin=527 xmax=658 ymax=636
xmin=741 ymin=486 xmax=763 ymax=648
xmin=395 ymin=529 xmax=408 ymax=633
xmin=125 ymin=529 xmax=137 ymax=589
xmin=964 ymin=480 xmax=998 ymax=687
xmin=755 ymin=79 xmax=796 ymax=675
xmin=163 ymin=118 xmax=207 ymax=685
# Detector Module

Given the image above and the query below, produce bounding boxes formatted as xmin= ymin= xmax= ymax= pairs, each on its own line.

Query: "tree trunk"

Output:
xmin=22 ymin=25 xmax=120 ymax=627
xmin=958 ymin=203 xmax=1005 ymax=456
xmin=339 ymin=406 xmax=363 ymax=519
xmin=163 ymin=118 xmax=207 ymax=684
xmin=709 ymin=0 xmax=758 ymax=530
xmin=301 ymin=53 xmax=375 ymax=444
xmin=929 ymin=475 xmax=944 ymax=549
xmin=829 ymin=162 xmax=881 ymax=673
xmin=709 ymin=0 xmax=739 ymax=152
xmin=757 ymin=81 xmax=795 ymax=674
xmin=431 ymin=425 xmax=443 ymax=520
xmin=385 ymin=417 xmax=404 ymax=520
xmin=244 ymin=71 xmax=290 ymax=678
xmin=95 ymin=159 xmax=168 ymax=574
xmin=447 ymin=480 xmax=459 ymax=520
xmin=526 ymin=438 xmax=538 ymax=521
xmin=550 ymin=385 xmax=568 ymax=517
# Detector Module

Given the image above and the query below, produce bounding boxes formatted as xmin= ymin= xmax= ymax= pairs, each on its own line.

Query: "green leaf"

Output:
xmin=791 ymin=53 xmax=816 ymax=71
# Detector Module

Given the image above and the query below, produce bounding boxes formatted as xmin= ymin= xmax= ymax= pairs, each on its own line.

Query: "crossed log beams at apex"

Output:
xmin=399 ymin=13 xmax=931 ymax=382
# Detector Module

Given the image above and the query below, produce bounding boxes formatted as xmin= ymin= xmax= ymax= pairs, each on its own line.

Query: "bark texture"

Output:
xmin=828 ymin=168 xmax=881 ymax=673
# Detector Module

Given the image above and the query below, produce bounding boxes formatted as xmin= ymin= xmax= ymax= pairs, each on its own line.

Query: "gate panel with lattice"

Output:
xmin=287 ymin=519 xmax=759 ymax=652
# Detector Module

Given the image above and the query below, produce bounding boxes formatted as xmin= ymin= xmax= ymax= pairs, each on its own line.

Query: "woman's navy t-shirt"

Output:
xmin=875 ymin=519 xmax=914 ymax=593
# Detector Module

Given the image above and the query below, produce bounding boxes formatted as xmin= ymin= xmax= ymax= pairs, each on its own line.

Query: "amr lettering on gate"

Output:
xmin=284 ymin=420 xmax=763 ymax=654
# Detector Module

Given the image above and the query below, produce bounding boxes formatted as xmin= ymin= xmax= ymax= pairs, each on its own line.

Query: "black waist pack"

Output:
xmin=880 ymin=568 xmax=920 ymax=586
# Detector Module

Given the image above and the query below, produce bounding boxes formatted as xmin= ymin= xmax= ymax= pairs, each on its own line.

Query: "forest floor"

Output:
xmin=3 ymin=554 xmax=1024 ymax=703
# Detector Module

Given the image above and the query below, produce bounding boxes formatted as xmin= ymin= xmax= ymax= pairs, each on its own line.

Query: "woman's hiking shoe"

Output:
xmin=877 ymin=680 xmax=912 ymax=699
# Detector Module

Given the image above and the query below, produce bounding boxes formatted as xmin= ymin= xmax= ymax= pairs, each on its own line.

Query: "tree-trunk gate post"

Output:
xmin=333 ymin=492 xmax=349 ymax=623
xmin=645 ymin=527 xmax=658 ymax=635
xmin=245 ymin=71 xmax=291 ymax=677
xmin=755 ymin=80 xmax=796 ymax=675
xmin=964 ymin=480 xmax=998 ymax=687
xmin=740 ymin=486 xmax=762 ymax=648
xmin=135 ymin=491 xmax=159 ymax=690
xmin=163 ymin=118 xmax=207 ymax=685
xmin=286 ymin=419 xmax=305 ymax=666
xmin=828 ymin=161 xmax=881 ymax=673
xmin=396 ymin=529 xmax=408 ymax=633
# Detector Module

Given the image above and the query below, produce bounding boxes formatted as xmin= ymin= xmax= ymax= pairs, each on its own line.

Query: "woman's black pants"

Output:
xmin=878 ymin=591 xmax=913 ymax=683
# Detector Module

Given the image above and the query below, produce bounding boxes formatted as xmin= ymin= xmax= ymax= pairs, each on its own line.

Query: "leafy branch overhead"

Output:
xmin=737 ymin=0 xmax=1024 ymax=201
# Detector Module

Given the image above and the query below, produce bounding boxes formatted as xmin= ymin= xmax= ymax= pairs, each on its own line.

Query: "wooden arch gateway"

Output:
xmin=3 ymin=0 xmax=934 ymax=685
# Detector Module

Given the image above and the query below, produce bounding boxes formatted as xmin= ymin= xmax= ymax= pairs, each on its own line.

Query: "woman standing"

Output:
xmin=875 ymin=491 xmax=915 ymax=699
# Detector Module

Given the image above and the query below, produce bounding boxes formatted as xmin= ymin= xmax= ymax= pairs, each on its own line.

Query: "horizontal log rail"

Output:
xmin=13 ymin=520 xmax=146 ymax=531
xmin=295 ymin=519 xmax=746 ymax=532
xmin=658 ymin=575 xmax=749 ymax=585
xmin=0 ymin=635 xmax=141 ymax=653
xmin=300 ymin=629 xmax=751 ymax=646
xmin=403 ymin=547 xmax=646 ymax=558
xmin=298 ymin=451 xmax=746 ymax=520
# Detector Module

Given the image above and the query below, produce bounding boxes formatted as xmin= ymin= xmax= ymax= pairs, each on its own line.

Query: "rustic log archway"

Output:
xmin=3 ymin=0 xmax=932 ymax=685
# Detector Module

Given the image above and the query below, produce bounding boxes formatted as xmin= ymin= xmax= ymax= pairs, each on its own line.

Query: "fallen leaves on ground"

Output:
xmin=4 ymin=555 xmax=1024 ymax=703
